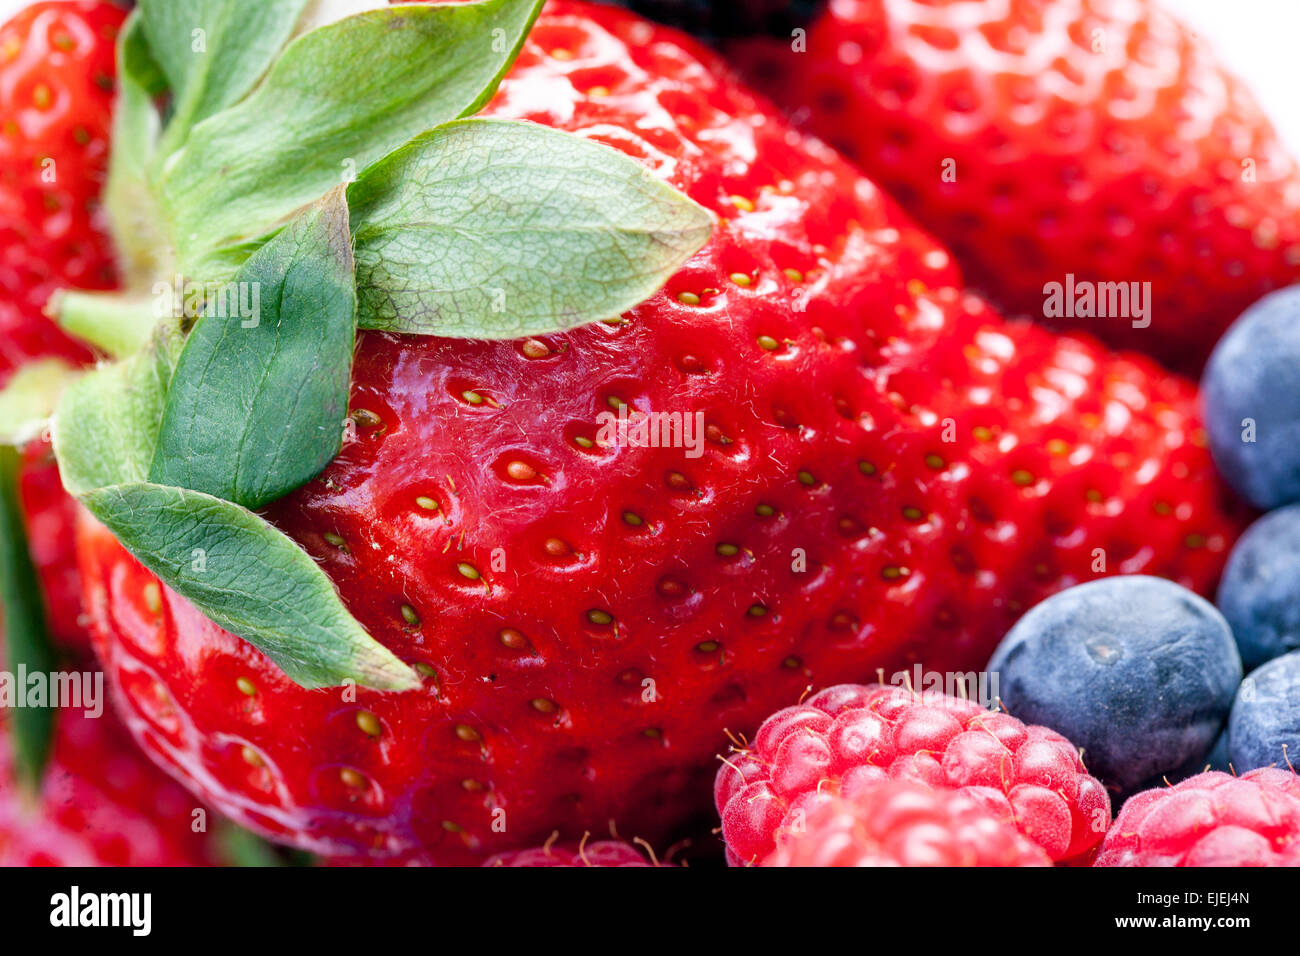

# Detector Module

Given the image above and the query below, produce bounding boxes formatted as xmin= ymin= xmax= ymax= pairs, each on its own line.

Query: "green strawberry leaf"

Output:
xmin=139 ymin=0 xmax=312 ymax=157
xmin=80 ymin=482 xmax=419 ymax=692
xmin=51 ymin=243 xmax=413 ymax=692
xmin=104 ymin=12 xmax=170 ymax=289
xmin=347 ymin=118 xmax=715 ymax=338
xmin=151 ymin=188 xmax=356 ymax=511
xmin=0 ymin=445 xmax=57 ymax=790
xmin=0 ymin=359 xmax=79 ymax=446
xmin=161 ymin=0 xmax=545 ymax=274
xmin=51 ymin=321 xmax=183 ymax=497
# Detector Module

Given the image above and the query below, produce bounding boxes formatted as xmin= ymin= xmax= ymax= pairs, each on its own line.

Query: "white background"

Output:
xmin=0 ymin=0 xmax=1296 ymax=150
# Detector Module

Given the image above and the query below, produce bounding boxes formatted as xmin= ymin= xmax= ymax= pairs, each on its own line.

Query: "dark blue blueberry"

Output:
xmin=1227 ymin=651 xmax=1300 ymax=773
xmin=987 ymin=576 xmax=1242 ymax=796
xmin=1216 ymin=504 xmax=1300 ymax=671
xmin=1202 ymin=285 xmax=1300 ymax=510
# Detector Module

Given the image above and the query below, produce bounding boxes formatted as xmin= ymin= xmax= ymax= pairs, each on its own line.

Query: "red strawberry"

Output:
xmin=0 ymin=0 xmax=123 ymax=389
xmin=729 ymin=0 xmax=1300 ymax=370
xmin=715 ymin=684 xmax=1109 ymax=864
xmin=0 ymin=699 xmax=217 ymax=866
xmin=1095 ymin=769 xmax=1300 ymax=867
xmin=762 ymin=778 xmax=1051 ymax=867
xmin=482 ymin=837 xmax=666 ymax=867
xmin=76 ymin=1 xmax=1239 ymax=865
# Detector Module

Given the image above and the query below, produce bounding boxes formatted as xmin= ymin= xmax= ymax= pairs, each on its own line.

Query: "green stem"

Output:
xmin=52 ymin=290 xmax=159 ymax=359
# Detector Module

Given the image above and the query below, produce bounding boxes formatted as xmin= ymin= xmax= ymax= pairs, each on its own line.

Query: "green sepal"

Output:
xmin=348 ymin=118 xmax=715 ymax=338
xmin=161 ymin=0 xmax=545 ymax=273
xmin=51 ymin=321 xmax=183 ymax=496
xmin=0 ymin=445 xmax=58 ymax=791
xmin=105 ymin=11 xmax=170 ymax=288
xmin=140 ymin=0 xmax=312 ymax=158
xmin=151 ymin=188 xmax=357 ymax=510
xmin=80 ymin=482 xmax=419 ymax=692
xmin=0 ymin=359 xmax=80 ymax=446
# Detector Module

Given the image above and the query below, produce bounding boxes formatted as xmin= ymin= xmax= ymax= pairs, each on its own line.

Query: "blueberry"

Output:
xmin=987 ymin=575 xmax=1242 ymax=796
xmin=1227 ymin=651 xmax=1300 ymax=773
xmin=1216 ymin=504 xmax=1300 ymax=671
xmin=1202 ymin=285 xmax=1300 ymax=510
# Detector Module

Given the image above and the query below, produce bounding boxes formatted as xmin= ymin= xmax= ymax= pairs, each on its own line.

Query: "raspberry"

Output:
xmin=482 ymin=838 xmax=663 ymax=867
xmin=716 ymin=684 xmax=1110 ymax=865
xmin=1095 ymin=769 xmax=1300 ymax=867
xmin=764 ymin=780 xmax=1051 ymax=867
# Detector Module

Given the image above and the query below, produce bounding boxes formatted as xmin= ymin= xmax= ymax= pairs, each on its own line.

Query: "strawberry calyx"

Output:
xmin=37 ymin=0 xmax=714 ymax=691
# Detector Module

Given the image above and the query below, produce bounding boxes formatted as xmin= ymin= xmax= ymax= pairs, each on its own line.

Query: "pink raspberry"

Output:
xmin=716 ymin=684 xmax=1110 ymax=865
xmin=1095 ymin=769 xmax=1300 ymax=866
xmin=482 ymin=838 xmax=664 ymax=867
xmin=765 ymin=780 xmax=1051 ymax=867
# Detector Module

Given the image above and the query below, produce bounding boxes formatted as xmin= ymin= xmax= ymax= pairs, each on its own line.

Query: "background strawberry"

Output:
xmin=482 ymin=838 xmax=667 ymax=866
xmin=727 ymin=0 xmax=1300 ymax=370
xmin=75 ymin=1 xmax=1243 ymax=865
xmin=0 ymin=685 xmax=218 ymax=866
xmin=0 ymin=0 xmax=123 ymax=389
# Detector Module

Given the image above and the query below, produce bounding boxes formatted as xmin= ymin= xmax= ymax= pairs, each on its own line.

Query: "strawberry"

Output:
xmin=0 ymin=0 xmax=125 ymax=655
xmin=0 ymin=0 xmax=123 ymax=389
xmin=482 ymin=837 xmax=667 ymax=866
xmin=58 ymin=0 xmax=1243 ymax=866
xmin=728 ymin=0 xmax=1300 ymax=370
xmin=0 ymin=698 xmax=219 ymax=866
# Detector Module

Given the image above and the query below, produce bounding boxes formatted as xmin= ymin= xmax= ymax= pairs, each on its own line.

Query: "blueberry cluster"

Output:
xmin=989 ymin=287 xmax=1300 ymax=805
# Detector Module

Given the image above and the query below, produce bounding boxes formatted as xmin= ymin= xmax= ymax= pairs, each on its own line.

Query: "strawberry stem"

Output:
xmin=50 ymin=290 xmax=157 ymax=358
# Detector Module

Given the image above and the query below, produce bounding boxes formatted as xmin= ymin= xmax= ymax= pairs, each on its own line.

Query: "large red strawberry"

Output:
xmin=728 ymin=0 xmax=1300 ymax=370
xmin=0 ymin=0 xmax=122 ymax=389
xmin=0 ymin=700 xmax=219 ymax=866
xmin=63 ymin=0 xmax=1241 ymax=866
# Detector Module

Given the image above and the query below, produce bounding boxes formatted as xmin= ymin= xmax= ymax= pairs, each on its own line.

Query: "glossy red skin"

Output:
xmin=0 ymin=0 xmax=122 ymax=390
xmin=763 ymin=779 xmax=1051 ymax=867
xmin=482 ymin=839 xmax=663 ymax=866
xmin=18 ymin=436 xmax=85 ymax=652
xmin=1095 ymin=769 xmax=1300 ymax=867
xmin=0 ymin=701 xmax=216 ymax=866
xmin=716 ymin=684 xmax=1108 ymax=864
xmin=728 ymin=0 xmax=1300 ymax=370
xmin=81 ymin=1 xmax=1241 ymax=864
